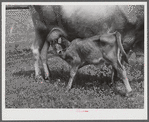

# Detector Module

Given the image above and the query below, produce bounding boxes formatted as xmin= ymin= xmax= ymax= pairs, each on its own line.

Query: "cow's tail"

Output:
xmin=28 ymin=5 xmax=36 ymax=15
xmin=115 ymin=31 xmax=129 ymax=64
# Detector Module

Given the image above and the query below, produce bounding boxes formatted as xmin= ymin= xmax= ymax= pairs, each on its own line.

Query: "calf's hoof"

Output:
xmin=45 ymin=75 xmax=50 ymax=82
xmin=65 ymin=86 xmax=71 ymax=93
xmin=125 ymin=91 xmax=133 ymax=97
xmin=35 ymin=75 xmax=45 ymax=83
xmin=108 ymin=81 xmax=113 ymax=87
xmin=118 ymin=90 xmax=133 ymax=97
xmin=65 ymin=89 xmax=69 ymax=93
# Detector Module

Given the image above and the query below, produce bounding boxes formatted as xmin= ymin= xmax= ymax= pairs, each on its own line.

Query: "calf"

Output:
xmin=58 ymin=31 xmax=132 ymax=96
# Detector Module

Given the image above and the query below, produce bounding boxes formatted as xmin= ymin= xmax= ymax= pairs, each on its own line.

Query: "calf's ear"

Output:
xmin=62 ymin=37 xmax=71 ymax=47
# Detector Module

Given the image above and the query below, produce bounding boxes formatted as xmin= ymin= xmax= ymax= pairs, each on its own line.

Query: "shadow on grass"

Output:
xmin=12 ymin=66 xmax=112 ymax=90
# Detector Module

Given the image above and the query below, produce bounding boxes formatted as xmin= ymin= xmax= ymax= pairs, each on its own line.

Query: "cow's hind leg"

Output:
xmin=32 ymin=46 xmax=42 ymax=79
xmin=30 ymin=6 xmax=49 ymax=82
xmin=32 ymin=43 xmax=45 ymax=82
xmin=31 ymin=28 xmax=48 ymax=82
xmin=40 ymin=41 xmax=50 ymax=80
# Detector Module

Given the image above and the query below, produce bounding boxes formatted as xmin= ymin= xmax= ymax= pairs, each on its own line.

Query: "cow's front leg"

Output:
xmin=41 ymin=41 xmax=50 ymax=81
xmin=66 ymin=66 xmax=79 ymax=92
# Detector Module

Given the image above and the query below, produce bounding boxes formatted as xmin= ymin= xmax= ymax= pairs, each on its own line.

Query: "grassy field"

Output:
xmin=5 ymin=9 xmax=144 ymax=108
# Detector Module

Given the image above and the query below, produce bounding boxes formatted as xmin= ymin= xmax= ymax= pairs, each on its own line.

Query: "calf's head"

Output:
xmin=54 ymin=37 xmax=70 ymax=55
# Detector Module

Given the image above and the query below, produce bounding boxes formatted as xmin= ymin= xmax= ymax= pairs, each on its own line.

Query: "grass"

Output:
xmin=5 ymin=43 xmax=144 ymax=108
xmin=5 ymin=9 xmax=144 ymax=108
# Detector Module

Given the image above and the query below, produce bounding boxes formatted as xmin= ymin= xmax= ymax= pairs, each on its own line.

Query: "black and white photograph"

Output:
xmin=2 ymin=1 xmax=147 ymax=120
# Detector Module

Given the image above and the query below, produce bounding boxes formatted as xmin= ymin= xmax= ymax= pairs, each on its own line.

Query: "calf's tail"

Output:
xmin=115 ymin=31 xmax=129 ymax=64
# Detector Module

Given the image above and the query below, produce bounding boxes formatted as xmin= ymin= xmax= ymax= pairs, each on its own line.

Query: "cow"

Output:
xmin=29 ymin=5 xmax=144 ymax=84
xmin=57 ymin=31 xmax=132 ymax=96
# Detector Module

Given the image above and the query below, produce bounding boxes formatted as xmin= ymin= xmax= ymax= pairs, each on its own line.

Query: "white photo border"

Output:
xmin=2 ymin=2 xmax=148 ymax=120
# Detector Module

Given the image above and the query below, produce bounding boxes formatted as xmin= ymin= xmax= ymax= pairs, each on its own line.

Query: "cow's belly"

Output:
xmin=60 ymin=5 xmax=125 ymax=40
xmin=61 ymin=5 xmax=117 ymax=21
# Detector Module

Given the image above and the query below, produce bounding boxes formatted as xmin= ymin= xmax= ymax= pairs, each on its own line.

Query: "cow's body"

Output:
xmin=58 ymin=31 xmax=132 ymax=95
xmin=29 ymin=5 xmax=144 ymax=82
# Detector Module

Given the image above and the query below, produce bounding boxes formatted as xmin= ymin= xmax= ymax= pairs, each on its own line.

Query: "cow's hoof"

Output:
xmin=35 ymin=75 xmax=45 ymax=83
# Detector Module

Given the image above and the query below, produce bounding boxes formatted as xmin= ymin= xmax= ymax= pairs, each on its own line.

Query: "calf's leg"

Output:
xmin=111 ymin=67 xmax=117 ymax=86
xmin=66 ymin=66 xmax=79 ymax=92
xmin=66 ymin=55 xmax=81 ymax=92
xmin=105 ymin=52 xmax=132 ymax=96
xmin=112 ymin=63 xmax=132 ymax=96
xmin=119 ymin=66 xmax=132 ymax=93
xmin=117 ymin=54 xmax=132 ymax=94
